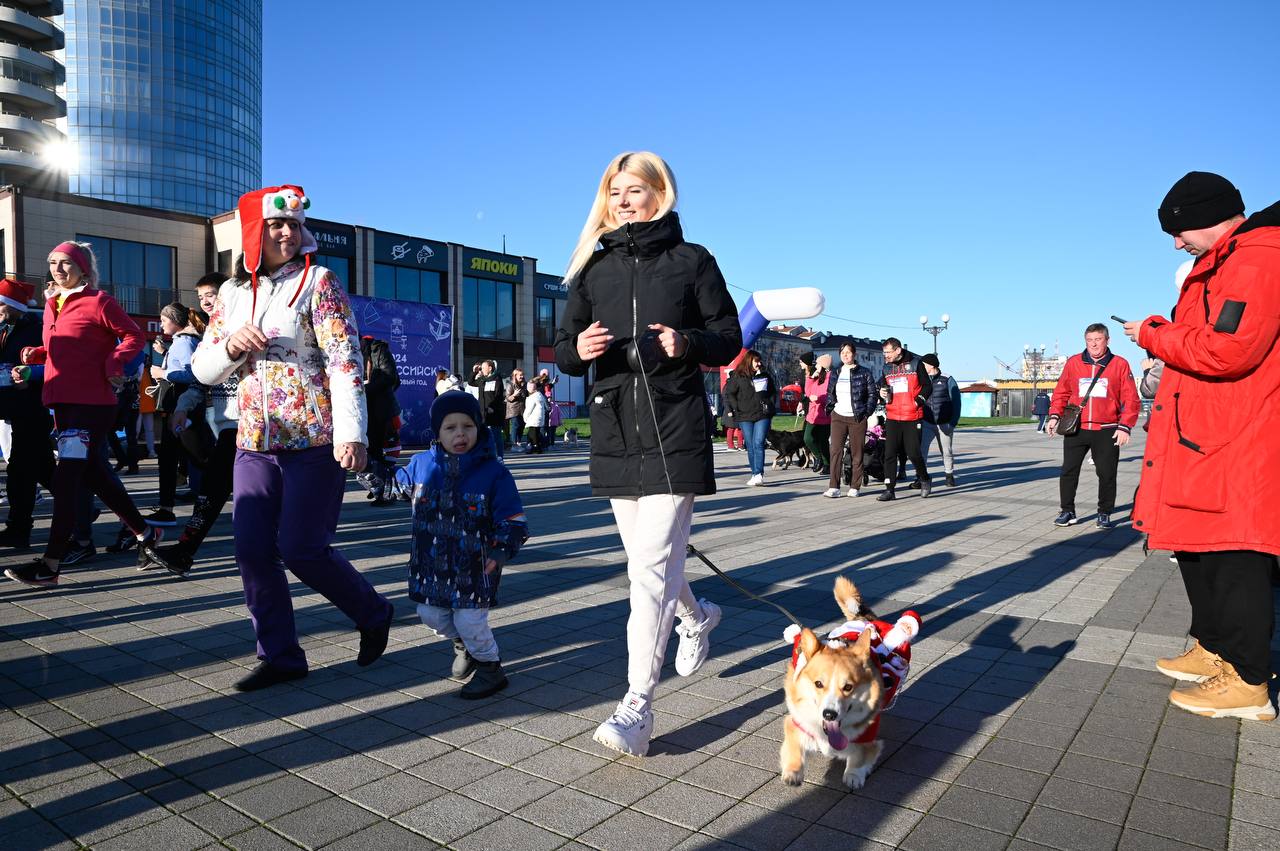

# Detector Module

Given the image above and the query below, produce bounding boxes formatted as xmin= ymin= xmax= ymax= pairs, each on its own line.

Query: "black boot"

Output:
xmin=235 ymin=661 xmax=307 ymax=692
xmin=460 ymin=660 xmax=508 ymax=699
xmin=357 ymin=608 xmax=394 ymax=666
xmin=946 ymin=473 xmax=956 ymax=487
xmin=877 ymin=488 xmax=896 ymax=502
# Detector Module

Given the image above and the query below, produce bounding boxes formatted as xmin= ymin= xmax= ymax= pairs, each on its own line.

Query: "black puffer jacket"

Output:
xmin=554 ymin=213 xmax=741 ymax=496
xmin=723 ymin=369 xmax=776 ymax=423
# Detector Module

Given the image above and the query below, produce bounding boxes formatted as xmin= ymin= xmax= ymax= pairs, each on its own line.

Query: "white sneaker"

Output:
xmin=593 ymin=692 xmax=653 ymax=756
xmin=747 ymin=474 xmax=764 ymax=487
xmin=675 ymin=599 xmax=721 ymax=676
xmin=822 ymin=488 xmax=841 ymax=498
xmin=847 ymin=488 xmax=860 ymax=498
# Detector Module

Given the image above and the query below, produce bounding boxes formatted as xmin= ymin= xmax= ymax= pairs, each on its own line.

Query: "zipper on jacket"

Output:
xmin=628 ymin=223 xmax=643 ymax=488
xmin=1171 ymin=392 xmax=1203 ymax=454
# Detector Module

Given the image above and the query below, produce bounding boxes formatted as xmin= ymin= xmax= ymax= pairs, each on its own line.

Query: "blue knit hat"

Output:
xmin=431 ymin=390 xmax=483 ymax=436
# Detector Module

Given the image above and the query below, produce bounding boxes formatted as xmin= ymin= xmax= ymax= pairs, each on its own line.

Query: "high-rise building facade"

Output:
xmin=62 ymin=0 xmax=262 ymax=216
xmin=0 ymin=1 xmax=67 ymax=188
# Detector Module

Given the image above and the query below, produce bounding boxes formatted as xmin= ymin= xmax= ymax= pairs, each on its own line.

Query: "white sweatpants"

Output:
xmin=610 ymin=493 xmax=702 ymax=700
xmin=417 ymin=604 xmax=499 ymax=662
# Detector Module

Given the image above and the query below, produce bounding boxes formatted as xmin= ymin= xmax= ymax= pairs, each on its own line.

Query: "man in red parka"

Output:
xmin=1046 ymin=324 xmax=1140 ymax=529
xmin=1125 ymin=171 xmax=1280 ymax=722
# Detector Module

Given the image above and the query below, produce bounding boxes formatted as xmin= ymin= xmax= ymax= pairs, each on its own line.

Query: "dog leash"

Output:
xmin=686 ymin=543 xmax=807 ymax=627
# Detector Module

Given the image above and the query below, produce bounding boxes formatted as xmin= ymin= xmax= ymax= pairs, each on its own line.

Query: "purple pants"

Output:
xmin=233 ymin=445 xmax=392 ymax=671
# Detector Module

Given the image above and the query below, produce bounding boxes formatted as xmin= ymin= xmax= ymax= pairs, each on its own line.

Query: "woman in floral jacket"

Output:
xmin=188 ymin=185 xmax=393 ymax=692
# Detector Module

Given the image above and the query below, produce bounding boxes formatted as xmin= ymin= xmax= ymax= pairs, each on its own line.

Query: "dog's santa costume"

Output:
xmin=785 ymin=611 xmax=921 ymax=749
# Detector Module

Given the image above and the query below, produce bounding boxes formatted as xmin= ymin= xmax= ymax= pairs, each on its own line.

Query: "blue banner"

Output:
xmin=350 ymin=295 xmax=453 ymax=446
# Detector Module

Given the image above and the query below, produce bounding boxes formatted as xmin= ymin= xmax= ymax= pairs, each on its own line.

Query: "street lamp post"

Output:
xmin=920 ymin=313 xmax=950 ymax=355
xmin=1024 ymin=344 xmax=1048 ymax=394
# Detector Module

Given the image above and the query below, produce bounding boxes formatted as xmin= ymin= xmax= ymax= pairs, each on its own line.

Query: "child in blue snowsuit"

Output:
xmin=406 ymin=391 xmax=528 ymax=699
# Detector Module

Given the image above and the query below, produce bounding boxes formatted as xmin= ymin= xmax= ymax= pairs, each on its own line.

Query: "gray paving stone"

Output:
xmin=1145 ymin=745 xmax=1236 ymax=786
xmin=1229 ymin=789 xmax=1280 ymax=832
xmin=1068 ymin=731 xmax=1151 ymax=766
xmin=741 ymin=777 xmax=845 ymax=822
xmin=1228 ymin=820 xmax=1280 ymax=851
xmin=395 ymin=791 xmax=500 ymax=844
xmin=578 ymin=807 xmax=693 ymax=851
xmin=1136 ymin=768 xmax=1231 ymax=816
xmin=1125 ymin=796 xmax=1228 ymax=848
xmin=181 ymin=799 xmax=259 ymax=840
xmin=223 ymin=775 xmax=332 ymax=822
xmin=297 ymin=752 xmax=397 ymax=793
xmin=451 ymin=814 xmax=565 ymax=851
xmin=223 ymin=824 xmax=305 ymax=850
xmin=818 ymin=794 xmax=925 ymax=845
xmin=92 ymin=814 xmax=216 ymax=851
xmin=319 ymin=819 xmax=441 ymax=850
xmin=270 ymin=796 xmax=381 ymax=849
xmin=931 ymin=784 xmax=1030 ymax=834
xmin=784 ymin=823 xmax=895 ymax=850
xmin=700 ymin=802 xmax=810 ymax=851
xmin=1016 ymin=806 xmax=1123 ymax=851
xmin=459 ymin=765 xmax=559 ymax=813
xmin=634 ymin=781 xmax=738 ymax=831
xmin=406 ymin=748 xmax=503 ymax=788
xmin=1035 ymin=776 xmax=1133 ymax=825
xmin=1118 ymin=828 xmax=1205 ymax=851
xmin=900 ymin=815 xmax=1010 ymax=851
xmin=343 ymin=772 xmax=445 ymax=817
xmin=977 ymin=738 xmax=1064 ymax=774
xmin=515 ymin=785 xmax=622 ymax=836
xmin=1051 ymin=752 xmax=1143 ymax=795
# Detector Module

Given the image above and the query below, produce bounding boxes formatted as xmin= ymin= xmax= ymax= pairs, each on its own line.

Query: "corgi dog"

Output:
xmin=780 ymin=576 xmax=920 ymax=789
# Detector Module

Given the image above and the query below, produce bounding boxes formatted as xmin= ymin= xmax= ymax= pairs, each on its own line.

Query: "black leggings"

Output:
xmin=46 ymin=404 xmax=146 ymax=561
xmin=882 ymin=419 xmax=928 ymax=486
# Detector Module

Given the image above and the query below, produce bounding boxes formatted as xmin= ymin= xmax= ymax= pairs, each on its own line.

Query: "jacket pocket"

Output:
xmin=1164 ymin=440 xmax=1228 ymax=514
xmin=590 ymin=385 xmax=627 ymax=456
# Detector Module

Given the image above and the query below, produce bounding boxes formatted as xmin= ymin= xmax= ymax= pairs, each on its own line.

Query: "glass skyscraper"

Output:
xmin=62 ymin=0 xmax=262 ymax=216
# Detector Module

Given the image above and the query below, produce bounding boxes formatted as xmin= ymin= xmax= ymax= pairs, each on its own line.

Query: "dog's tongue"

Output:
xmin=823 ymin=720 xmax=848 ymax=751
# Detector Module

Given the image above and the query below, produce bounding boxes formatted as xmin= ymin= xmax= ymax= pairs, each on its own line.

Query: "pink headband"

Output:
xmin=50 ymin=242 xmax=93 ymax=282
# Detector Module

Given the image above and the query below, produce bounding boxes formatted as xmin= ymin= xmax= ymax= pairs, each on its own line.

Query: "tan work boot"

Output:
xmin=1168 ymin=660 xmax=1276 ymax=720
xmin=1156 ymin=640 xmax=1222 ymax=683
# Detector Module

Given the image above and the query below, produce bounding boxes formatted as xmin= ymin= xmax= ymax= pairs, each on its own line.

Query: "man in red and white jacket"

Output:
xmin=1046 ymin=323 xmax=1139 ymax=528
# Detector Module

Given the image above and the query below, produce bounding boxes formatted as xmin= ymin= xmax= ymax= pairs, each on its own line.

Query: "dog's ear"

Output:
xmin=853 ymin=627 xmax=876 ymax=652
xmin=799 ymin=628 xmax=822 ymax=661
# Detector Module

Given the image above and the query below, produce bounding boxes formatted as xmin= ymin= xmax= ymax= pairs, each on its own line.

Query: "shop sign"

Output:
xmin=462 ymin=248 xmax=522 ymax=282
xmin=375 ymin=232 xmax=448 ymax=271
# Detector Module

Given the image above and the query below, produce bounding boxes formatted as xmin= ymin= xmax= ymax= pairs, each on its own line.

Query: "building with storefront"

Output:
xmin=0 ymin=183 xmax=210 ymax=329
xmin=61 ymin=0 xmax=262 ymax=216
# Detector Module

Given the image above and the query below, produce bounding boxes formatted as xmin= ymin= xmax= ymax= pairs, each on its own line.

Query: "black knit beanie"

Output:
xmin=920 ymin=353 xmax=940 ymax=369
xmin=1158 ymin=172 xmax=1244 ymax=234
xmin=799 ymin=351 xmax=815 ymax=368
xmin=430 ymin=390 xmax=482 ymax=437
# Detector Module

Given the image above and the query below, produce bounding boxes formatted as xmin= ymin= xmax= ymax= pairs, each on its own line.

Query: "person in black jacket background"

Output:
xmin=722 ymin=350 xmax=776 ymax=486
xmin=361 ymin=335 xmax=400 ymax=503
xmin=467 ymin=360 xmax=507 ymax=460
xmin=554 ymin=151 xmax=741 ymax=757
xmin=0 ymin=279 xmax=53 ymax=549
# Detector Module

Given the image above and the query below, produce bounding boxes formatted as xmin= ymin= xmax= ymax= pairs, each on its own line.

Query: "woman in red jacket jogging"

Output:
xmin=5 ymin=241 xmax=157 ymax=588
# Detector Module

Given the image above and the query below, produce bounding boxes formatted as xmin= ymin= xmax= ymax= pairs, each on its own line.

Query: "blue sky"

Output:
xmin=264 ymin=1 xmax=1280 ymax=380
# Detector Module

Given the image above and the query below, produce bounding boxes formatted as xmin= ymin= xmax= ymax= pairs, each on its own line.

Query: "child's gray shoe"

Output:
xmin=461 ymin=661 xmax=508 ymax=699
xmin=451 ymin=639 xmax=476 ymax=680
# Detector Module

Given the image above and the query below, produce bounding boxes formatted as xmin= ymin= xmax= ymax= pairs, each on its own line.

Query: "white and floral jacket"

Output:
xmin=192 ymin=258 xmax=367 ymax=452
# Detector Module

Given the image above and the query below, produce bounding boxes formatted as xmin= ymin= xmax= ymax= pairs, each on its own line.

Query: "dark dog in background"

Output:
xmin=767 ymin=429 xmax=809 ymax=469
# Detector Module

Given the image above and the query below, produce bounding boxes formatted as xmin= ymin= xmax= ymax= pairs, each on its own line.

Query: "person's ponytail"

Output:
xmin=188 ymin=308 xmax=206 ymax=336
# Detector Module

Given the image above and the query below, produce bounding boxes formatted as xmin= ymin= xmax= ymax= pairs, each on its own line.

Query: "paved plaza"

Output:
xmin=2 ymin=425 xmax=1279 ymax=850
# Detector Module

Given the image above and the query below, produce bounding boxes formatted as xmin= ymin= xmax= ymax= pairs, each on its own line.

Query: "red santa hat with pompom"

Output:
xmin=0 ymin=277 xmax=34 ymax=312
xmin=237 ymin=184 xmax=319 ymax=312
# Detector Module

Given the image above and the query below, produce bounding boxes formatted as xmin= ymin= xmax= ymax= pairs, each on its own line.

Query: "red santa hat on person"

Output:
xmin=0 ymin=277 xmax=35 ymax=312
xmin=237 ymin=184 xmax=319 ymax=311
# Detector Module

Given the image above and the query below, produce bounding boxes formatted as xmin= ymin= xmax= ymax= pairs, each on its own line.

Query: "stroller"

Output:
xmin=842 ymin=416 xmax=887 ymax=488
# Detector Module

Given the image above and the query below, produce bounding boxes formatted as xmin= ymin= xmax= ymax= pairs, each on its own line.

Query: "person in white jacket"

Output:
xmin=522 ymin=381 xmax=548 ymax=455
xmin=185 ymin=184 xmax=393 ymax=692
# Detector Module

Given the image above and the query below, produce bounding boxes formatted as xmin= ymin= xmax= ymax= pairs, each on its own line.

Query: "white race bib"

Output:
xmin=890 ymin=376 xmax=909 ymax=394
xmin=1078 ymin=377 xmax=1108 ymax=399
xmin=752 ymin=377 xmax=769 ymax=393
xmin=56 ymin=429 xmax=90 ymax=460
xmin=484 ymin=380 xmax=497 ymax=391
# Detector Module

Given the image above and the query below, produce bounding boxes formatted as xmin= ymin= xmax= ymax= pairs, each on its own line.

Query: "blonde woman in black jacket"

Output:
xmin=554 ymin=151 xmax=741 ymax=756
